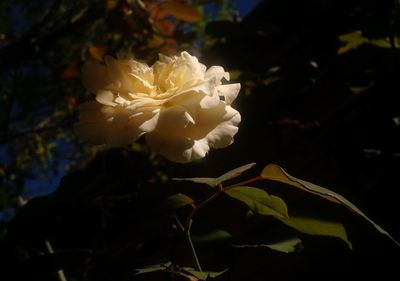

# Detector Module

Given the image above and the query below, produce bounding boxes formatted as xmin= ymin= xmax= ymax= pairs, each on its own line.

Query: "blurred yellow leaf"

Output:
xmin=349 ymin=86 xmax=370 ymax=95
xmin=338 ymin=30 xmax=400 ymax=54
xmin=153 ymin=18 xmax=175 ymax=36
xmin=148 ymin=35 xmax=165 ymax=47
xmin=369 ymin=38 xmax=392 ymax=48
xmin=149 ymin=5 xmax=169 ymax=20
xmin=106 ymin=0 xmax=117 ymax=10
xmin=36 ymin=146 xmax=46 ymax=156
xmin=88 ymin=45 xmax=107 ymax=61
xmin=338 ymin=30 xmax=368 ymax=54
xmin=62 ymin=63 xmax=79 ymax=78
xmin=228 ymin=70 xmax=241 ymax=81
xmin=161 ymin=0 xmax=202 ymax=23
xmin=0 ymin=167 xmax=5 ymax=178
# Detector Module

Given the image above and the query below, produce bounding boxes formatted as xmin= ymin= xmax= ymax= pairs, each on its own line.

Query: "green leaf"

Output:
xmin=337 ymin=30 xmax=399 ymax=54
xmin=173 ymin=176 xmax=218 ymax=187
xmin=369 ymin=38 xmax=392 ymax=48
xmin=281 ymin=216 xmax=351 ymax=249
xmin=232 ymin=237 xmax=302 ymax=253
xmin=182 ymin=267 xmax=229 ymax=280
xmin=134 ymin=261 xmax=172 ymax=275
xmin=173 ymin=163 xmax=256 ymax=187
xmin=261 ymin=164 xmax=400 ymax=246
xmin=192 ymin=229 xmax=232 ymax=244
xmin=216 ymin=163 xmax=257 ymax=184
xmin=225 ymin=186 xmax=288 ymax=219
xmin=165 ymin=193 xmax=194 ymax=210
xmin=338 ymin=30 xmax=368 ymax=54
xmin=229 ymin=70 xmax=242 ymax=81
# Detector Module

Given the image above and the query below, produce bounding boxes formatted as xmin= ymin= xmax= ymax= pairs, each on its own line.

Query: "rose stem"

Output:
xmin=183 ymin=176 xmax=263 ymax=272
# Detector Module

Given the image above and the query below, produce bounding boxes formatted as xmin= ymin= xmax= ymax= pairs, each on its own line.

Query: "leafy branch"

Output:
xmin=181 ymin=174 xmax=264 ymax=272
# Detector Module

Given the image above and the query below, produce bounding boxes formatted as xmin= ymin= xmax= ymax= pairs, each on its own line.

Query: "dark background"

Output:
xmin=1 ymin=0 xmax=400 ymax=280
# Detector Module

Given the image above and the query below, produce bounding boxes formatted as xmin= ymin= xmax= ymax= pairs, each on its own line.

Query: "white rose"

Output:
xmin=74 ymin=51 xmax=241 ymax=163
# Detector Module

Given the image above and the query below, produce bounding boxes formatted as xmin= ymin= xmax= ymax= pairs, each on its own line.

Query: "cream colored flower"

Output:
xmin=74 ymin=51 xmax=241 ymax=163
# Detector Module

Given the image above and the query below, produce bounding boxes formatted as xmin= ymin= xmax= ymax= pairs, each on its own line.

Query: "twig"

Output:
xmin=185 ymin=219 xmax=202 ymax=272
xmin=184 ymin=176 xmax=263 ymax=227
xmin=182 ymin=175 xmax=263 ymax=272
xmin=44 ymin=240 xmax=68 ymax=281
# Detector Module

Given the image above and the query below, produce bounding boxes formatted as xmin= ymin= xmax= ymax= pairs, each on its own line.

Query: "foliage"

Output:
xmin=1 ymin=155 xmax=398 ymax=280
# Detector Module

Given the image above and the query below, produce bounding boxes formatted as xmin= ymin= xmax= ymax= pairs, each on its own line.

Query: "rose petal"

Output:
xmin=126 ymin=98 xmax=163 ymax=111
xmin=173 ymin=81 xmax=213 ymax=97
xmin=146 ymin=131 xmax=195 ymax=163
xmin=190 ymin=138 xmax=210 ymax=159
xmin=145 ymin=102 xmax=240 ymax=163
xmin=204 ymin=105 xmax=241 ymax=149
xmin=105 ymin=56 xmax=138 ymax=93
xmin=182 ymin=101 xmax=229 ymax=140
xmin=96 ymin=90 xmax=117 ymax=106
xmin=199 ymin=94 xmax=220 ymax=109
xmin=184 ymin=111 xmax=195 ymax=125
xmin=153 ymin=104 xmax=196 ymax=132
xmin=74 ymin=102 xmax=156 ymax=146
xmin=137 ymin=112 xmax=159 ymax=132
xmin=127 ymin=59 xmax=153 ymax=78
xmin=128 ymin=73 xmax=154 ymax=94
xmin=205 ymin=65 xmax=229 ymax=82
xmin=154 ymin=51 xmax=207 ymax=92
xmin=216 ymin=83 xmax=241 ymax=105
xmin=180 ymin=51 xmax=206 ymax=79
xmin=76 ymin=51 xmax=241 ymax=163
